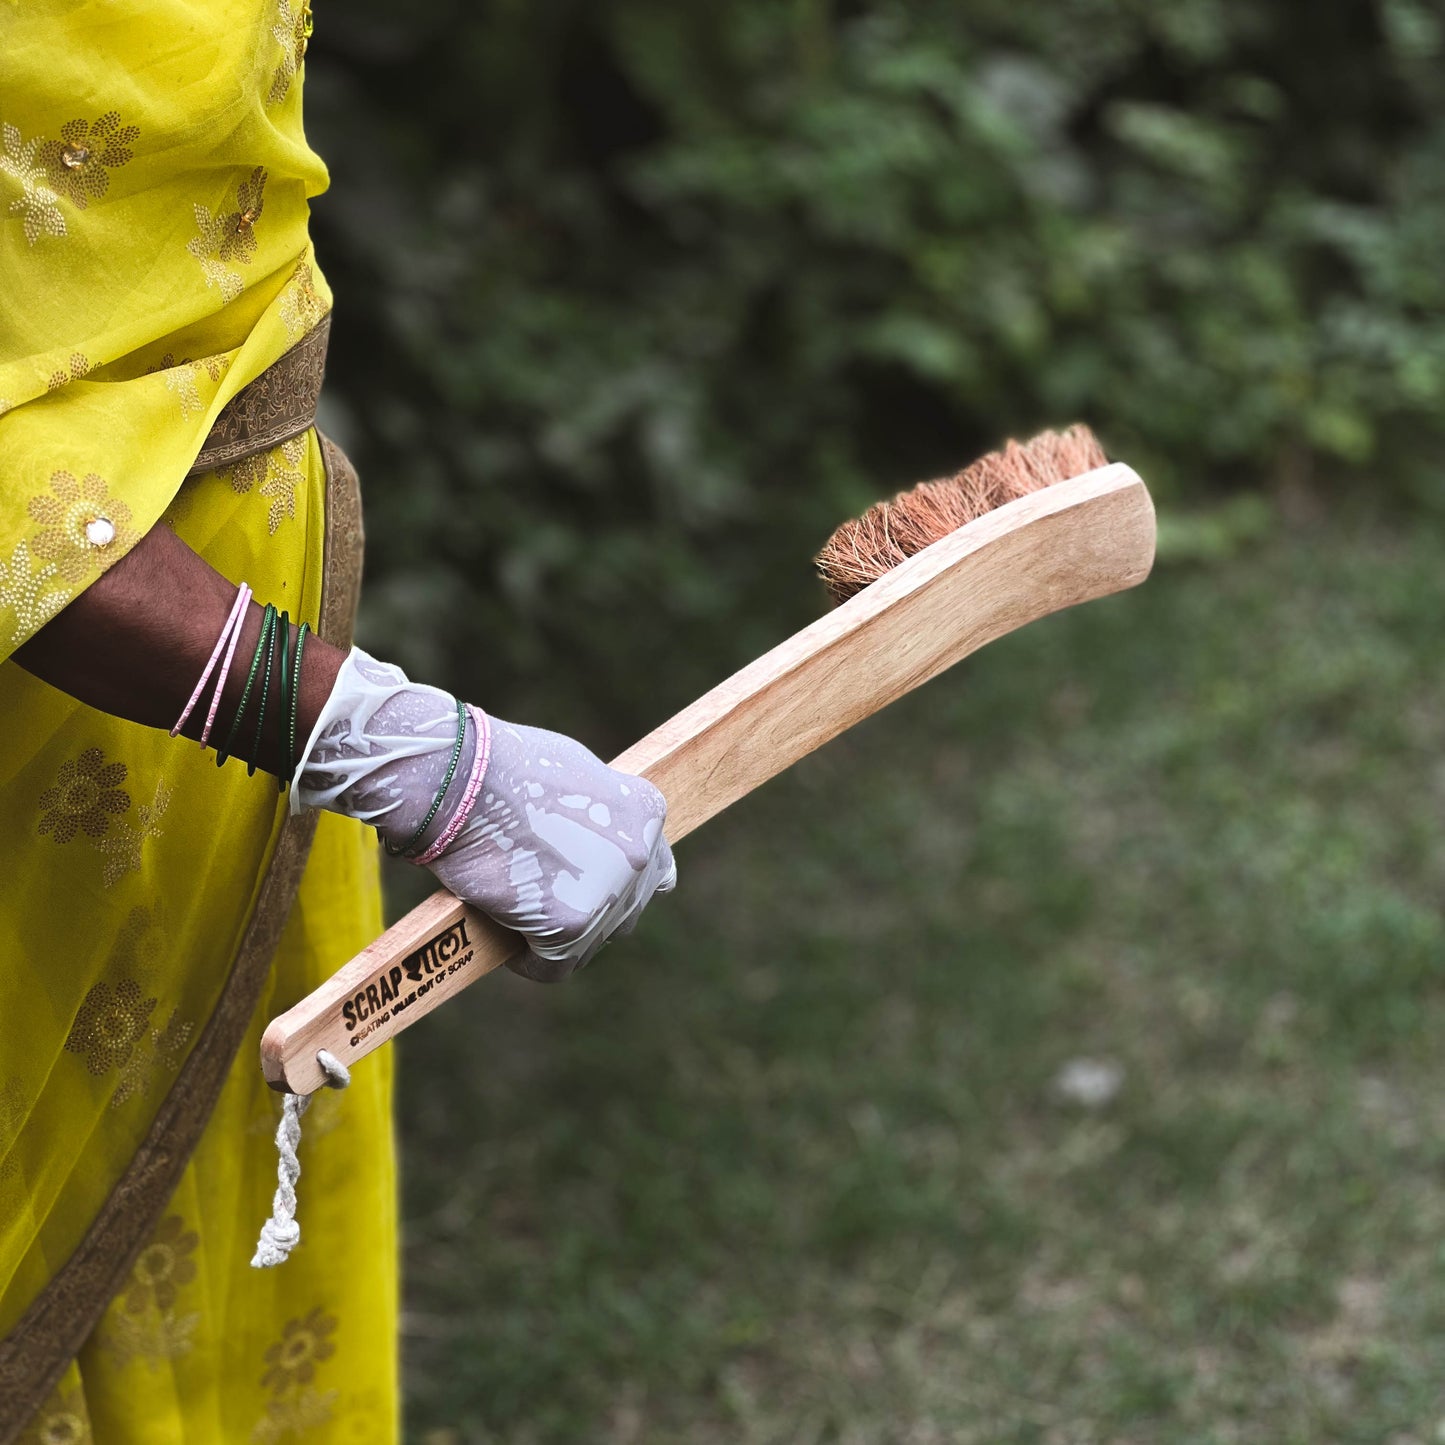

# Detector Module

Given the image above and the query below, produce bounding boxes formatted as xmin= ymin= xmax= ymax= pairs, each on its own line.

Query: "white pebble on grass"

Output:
xmin=1052 ymin=1058 xmax=1124 ymax=1109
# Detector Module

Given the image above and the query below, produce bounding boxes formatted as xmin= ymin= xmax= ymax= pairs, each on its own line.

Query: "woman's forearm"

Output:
xmin=12 ymin=522 xmax=345 ymax=773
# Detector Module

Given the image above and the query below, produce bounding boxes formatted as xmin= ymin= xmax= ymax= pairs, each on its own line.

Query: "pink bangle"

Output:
xmin=170 ymin=581 xmax=251 ymax=738
xmin=199 ymin=583 xmax=252 ymax=748
xmin=411 ymin=704 xmax=491 ymax=867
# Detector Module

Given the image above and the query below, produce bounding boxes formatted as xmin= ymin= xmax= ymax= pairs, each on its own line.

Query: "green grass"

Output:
xmin=396 ymin=516 xmax=1445 ymax=1444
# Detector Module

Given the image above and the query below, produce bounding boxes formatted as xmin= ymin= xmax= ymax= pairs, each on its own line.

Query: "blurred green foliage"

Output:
xmin=307 ymin=0 xmax=1445 ymax=721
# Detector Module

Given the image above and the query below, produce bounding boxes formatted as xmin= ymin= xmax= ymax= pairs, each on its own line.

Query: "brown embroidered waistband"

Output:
xmin=187 ymin=314 xmax=331 ymax=477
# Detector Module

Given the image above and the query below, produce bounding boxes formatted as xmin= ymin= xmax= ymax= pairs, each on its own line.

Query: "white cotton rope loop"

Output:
xmin=250 ymin=1049 xmax=350 ymax=1269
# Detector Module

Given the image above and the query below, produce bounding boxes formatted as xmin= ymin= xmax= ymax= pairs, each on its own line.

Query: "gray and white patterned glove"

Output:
xmin=293 ymin=648 xmax=675 ymax=980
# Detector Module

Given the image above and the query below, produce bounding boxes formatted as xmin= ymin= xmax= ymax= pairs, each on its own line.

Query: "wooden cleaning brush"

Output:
xmin=262 ymin=425 xmax=1154 ymax=1093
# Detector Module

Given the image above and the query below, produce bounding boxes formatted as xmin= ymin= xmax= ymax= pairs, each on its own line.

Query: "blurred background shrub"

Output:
xmin=307 ymin=0 xmax=1444 ymax=730
xmin=301 ymin=6 xmax=1445 ymax=1437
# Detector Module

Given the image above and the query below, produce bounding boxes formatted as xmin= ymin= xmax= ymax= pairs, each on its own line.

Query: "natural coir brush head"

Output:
xmin=815 ymin=424 xmax=1109 ymax=605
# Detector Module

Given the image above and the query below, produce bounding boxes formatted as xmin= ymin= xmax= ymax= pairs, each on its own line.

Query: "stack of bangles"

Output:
xmin=385 ymin=698 xmax=491 ymax=866
xmin=170 ymin=580 xmax=492 ymax=859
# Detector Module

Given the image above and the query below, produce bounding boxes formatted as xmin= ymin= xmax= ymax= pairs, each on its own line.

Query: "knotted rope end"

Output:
xmin=249 ymin=1049 xmax=350 ymax=1269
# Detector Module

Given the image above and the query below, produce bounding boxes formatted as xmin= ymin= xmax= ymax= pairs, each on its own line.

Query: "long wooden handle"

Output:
xmin=262 ymin=463 xmax=1155 ymax=1091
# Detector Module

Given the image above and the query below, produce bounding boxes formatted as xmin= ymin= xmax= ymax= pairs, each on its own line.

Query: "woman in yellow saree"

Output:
xmin=0 ymin=6 xmax=401 ymax=1439
xmin=0 ymin=5 xmax=675 ymax=1441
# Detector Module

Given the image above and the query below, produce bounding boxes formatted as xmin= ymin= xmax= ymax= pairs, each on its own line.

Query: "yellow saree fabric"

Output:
xmin=1 ymin=5 xmax=398 ymax=1440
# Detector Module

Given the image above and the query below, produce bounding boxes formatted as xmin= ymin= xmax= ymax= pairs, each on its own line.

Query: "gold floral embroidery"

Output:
xmin=219 ymin=451 xmax=269 ymax=496
xmin=187 ymin=167 xmax=268 ymax=301
xmin=98 ymin=1305 xmax=199 ymax=1373
xmin=260 ymin=435 xmax=306 ymax=532
xmin=45 ymin=353 xmax=91 ymax=393
xmin=40 ymin=112 xmax=139 ymax=208
xmin=38 ymin=747 xmax=130 ymax=843
xmin=254 ymin=1305 xmax=339 ymax=1442
xmin=161 ymin=367 xmax=201 ymax=416
xmin=113 ymin=1006 xmax=193 ymax=1108
xmin=96 ymin=907 xmax=189 ymax=1104
xmin=99 ymin=1212 xmax=200 ymax=1370
xmin=269 ymin=0 xmax=313 ymax=104
xmin=18 ymin=1383 xmax=92 ymax=1445
xmin=125 ymin=1214 xmax=198 ymax=1313
xmin=262 ymin=1306 xmax=338 ymax=1392
xmin=94 ymin=774 xmax=172 ymax=888
xmin=252 ymin=1389 xmax=338 ymax=1445
xmin=194 ymin=258 xmax=241 ymax=302
xmin=28 ymin=469 xmax=136 ymax=582
xmin=279 ymin=258 xmax=326 ymax=338
xmin=0 ymin=539 xmax=70 ymax=648
xmin=1 ymin=122 xmax=66 ymax=245
xmin=150 ymin=351 xmax=230 ymax=417
xmin=219 ymin=435 xmax=305 ymax=532
xmin=64 ymin=978 xmax=157 ymax=1076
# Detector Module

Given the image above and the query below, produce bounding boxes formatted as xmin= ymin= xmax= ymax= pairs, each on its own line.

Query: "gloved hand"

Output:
xmin=293 ymin=648 xmax=675 ymax=980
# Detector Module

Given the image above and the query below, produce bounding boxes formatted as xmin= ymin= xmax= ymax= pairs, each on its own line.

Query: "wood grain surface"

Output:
xmin=262 ymin=463 xmax=1155 ymax=1092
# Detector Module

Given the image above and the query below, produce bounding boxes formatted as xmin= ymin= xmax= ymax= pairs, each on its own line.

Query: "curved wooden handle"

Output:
xmin=262 ymin=463 xmax=1155 ymax=1091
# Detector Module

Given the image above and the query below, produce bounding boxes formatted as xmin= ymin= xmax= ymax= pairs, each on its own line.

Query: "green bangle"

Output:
xmin=383 ymin=698 xmax=467 ymax=858
xmin=248 ymin=607 xmax=284 ymax=777
xmin=284 ymin=621 xmax=310 ymax=789
xmin=217 ymin=603 xmax=274 ymax=767
xmin=277 ymin=610 xmax=291 ymax=791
